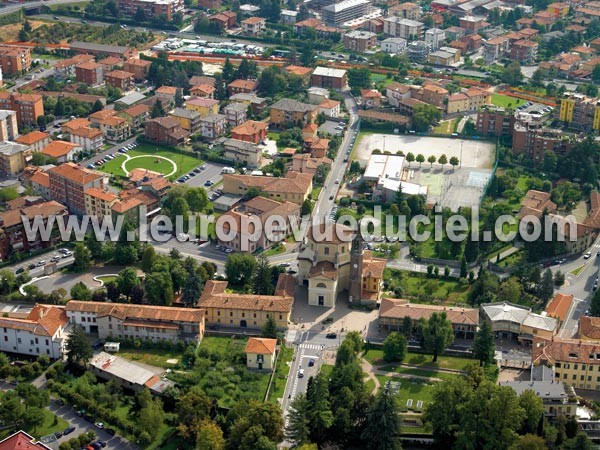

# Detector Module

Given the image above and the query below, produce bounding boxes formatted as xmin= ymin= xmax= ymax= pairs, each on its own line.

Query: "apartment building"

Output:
xmin=381 ymin=37 xmax=408 ymax=54
xmin=53 ymin=54 xmax=95 ymax=79
xmin=217 ymin=196 xmax=301 ymax=252
xmin=123 ymin=58 xmax=152 ymax=80
xmin=321 ymin=0 xmax=370 ymax=26
xmin=425 ymin=28 xmax=446 ymax=50
xmin=270 ymin=98 xmax=319 ymax=127
xmin=66 ymin=301 xmax=205 ymax=343
xmin=169 ymin=107 xmax=202 ymax=133
xmin=0 ymin=201 xmax=67 ymax=261
xmin=116 ymin=0 xmax=184 ymax=20
xmin=319 ymin=99 xmax=341 ymax=117
xmin=311 ymin=67 xmax=348 ymax=91
xmin=198 ymin=274 xmax=295 ymax=329
xmin=84 ymin=187 xmax=118 ymax=219
xmin=241 ymin=17 xmax=266 ymax=36
xmin=0 ymin=110 xmax=17 ymax=142
xmin=383 ymin=17 xmax=424 ymax=40
xmin=15 ymin=131 xmax=50 ymax=153
xmin=343 ymin=30 xmax=377 ymax=52
xmin=459 ymin=15 xmax=487 ymax=32
xmin=512 ymin=123 xmax=572 ymax=162
xmin=155 ymin=86 xmax=178 ymax=109
xmin=231 ymin=120 xmax=268 ymax=144
xmin=41 ymin=140 xmax=82 ymax=163
xmin=185 ymin=97 xmax=220 ymax=117
xmin=559 ymin=92 xmax=600 ymax=133
xmin=144 ymin=116 xmax=189 ymax=146
xmin=117 ymin=104 xmax=150 ymax=130
xmin=483 ymin=36 xmax=511 ymax=63
xmin=190 ymin=84 xmax=215 ymax=99
xmin=70 ymin=127 xmax=104 ymax=152
xmin=198 ymin=114 xmax=227 ymax=139
xmin=223 ymin=102 xmax=247 ymax=127
xmin=222 ymin=171 xmax=313 ymax=205
xmin=379 ymin=298 xmax=479 ymax=339
xmin=0 ymin=92 xmax=43 ymax=128
xmin=96 ymin=115 xmax=132 ymax=142
xmin=0 ymin=46 xmax=31 ymax=75
xmin=428 ymin=47 xmax=460 ymax=66
xmin=533 ymin=336 xmax=600 ymax=390
xmin=223 ymin=138 xmax=263 ymax=168
xmin=388 ymin=2 xmax=421 ymax=19
xmin=48 ymin=162 xmax=104 ymax=216
xmin=446 ymin=93 xmax=469 ymax=114
xmin=476 ymin=106 xmax=515 ymax=137
xmin=511 ymin=40 xmax=539 ymax=63
xmin=0 ymin=304 xmax=68 ymax=359
xmin=0 ymin=141 xmax=31 ymax=176
xmin=227 ymin=79 xmax=259 ymax=97
xmin=105 ymin=70 xmax=135 ymax=90
xmin=75 ymin=61 xmax=103 ymax=86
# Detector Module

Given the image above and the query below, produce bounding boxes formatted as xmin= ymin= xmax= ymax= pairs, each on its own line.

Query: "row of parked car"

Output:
xmin=215 ymin=244 xmax=234 ymax=254
xmin=177 ymin=164 xmax=207 ymax=183
xmin=15 ymin=248 xmax=73 ymax=273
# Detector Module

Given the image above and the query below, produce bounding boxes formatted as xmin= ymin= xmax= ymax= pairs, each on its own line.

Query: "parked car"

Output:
xmin=53 ymin=431 xmax=63 ymax=439
xmin=585 ymin=252 xmax=592 ymax=259
xmin=15 ymin=267 xmax=24 ymax=274
xmin=105 ymin=429 xmax=116 ymax=436
xmin=36 ymin=261 xmax=46 ymax=267
xmin=50 ymin=256 xmax=60 ymax=262
xmin=94 ymin=422 xmax=105 ymax=429
xmin=308 ymin=359 xmax=315 ymax=367
xmin=28 ymin=264 xmax=36 ymax=270
xmin=326 ymin=333 xmax=337 ymax=339
xmin=298 ymin=369 xmax=304 ymax=378
xmin=63 ymin=426 xmax=76 ymax=435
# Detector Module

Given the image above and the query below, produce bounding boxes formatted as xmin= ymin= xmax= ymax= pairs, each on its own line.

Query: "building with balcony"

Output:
xmin=144 ymin=116 xmax=189 ymax=146
xmin=116 ymin=0 xmax=184 ymax=21
xmin=48 ymin=162 xmax=104 ymax=216
xmin=322 ymin=0 xmax=371 ymax=26
xmin=105 ymin=70 xmax=135 ymax=91
xmin=343 ymin=30 xmax=377 ymax=52
xmin=75 ymin=61 xmax=103 ymax=86
xmin=383 ymin=17 xmax=424 ymax=39
xmin=0 ymin=141 xmax=31 ymax=177
xmin=270 ymin=98 xmax=319 ymax=127
xmin=69 ymin=127 xmax=104 ymax=152
xmin=0 ymin=92 xmax=43 ymax=128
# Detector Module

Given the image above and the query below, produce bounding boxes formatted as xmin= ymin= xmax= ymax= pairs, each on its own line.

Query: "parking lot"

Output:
xmin=182 ymin=161 xmax=226 ymax=189
xmin=319 ymin=119 xmax=346 ymax=136
xmin=11 ymin=250 xmax=75 ymax=277
xmin=86 ymin=141 xmax=140 ymax=171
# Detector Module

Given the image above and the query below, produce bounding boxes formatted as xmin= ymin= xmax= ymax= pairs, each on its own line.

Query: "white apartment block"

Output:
xmin=381 ymin=37 xmax=408 ymax=54
xmin=425 ymin=28 xmax=446 ymax=50
xmin=383 ymin=17 xmax=424 ymax=40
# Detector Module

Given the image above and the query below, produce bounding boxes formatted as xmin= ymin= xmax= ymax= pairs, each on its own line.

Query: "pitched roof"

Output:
xmin=228 ymin=79 xmax=259 ymax=90
xmin=231 ymin=120 xmax=267 ymax=136
xmin=62 ymin=118 xmax=91 ymax=131
xmin=532 ymin=336 xmax=600 ymax=365
xmin=48 ymin=162 xmax=103 ymax=185
xmin=105 ymin=69 xmax=134 ymax=79
xmin=156 ymin=86 xmax=178 ymax=95
xmin=285 ymin=65 xmax=313 ymax=77
xmin=0 ymin=304 xmax=67 ymax=338
xmin=121 ymin=104 xmax=150 ymax=117
xmin=242 ymin=16 xmax=266 ymax=24
xmin=42 ymin=140 xmax=80 ymax=158
xmin=90 ymin=109 xmax=117 ymax=121
xmin=15 ymin=131 xmax=49 ymax=146
xmin=379 ymin=298 xmax=479 ymax=325
xmin=271 ymin=98 xmax=318 ymax=113
xmin=30 ymin=171 xmax=49 ymax=188
xmin=245 ymin=337 xmax=277 ymax=354
xmin=545 ymin=293 xmax=574 ymax=322
xmin=71 ymin=126 xmax=103 ymax=139
xmin=0 ymin=431 xmax=51 ymax=450
xmin=186 ymin=97 xmax=219 ymax=108
xmin=66 ymin=300 xmax=205 ymax=323
xmin=85 ymin=187 xmax=117 ymax=203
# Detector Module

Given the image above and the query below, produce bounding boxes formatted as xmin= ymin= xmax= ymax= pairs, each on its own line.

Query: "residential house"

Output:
xmin=198 ymin=274 xmax=295 ymax=329
xmin=419 ymin=83 xmax=448 ymax=109
xmin=117 ymin=104 xmax=150 ymax=130
xmin=222 ymin=171 xmax=313 ymax=205
xmin=0 ymin=201 xmax=67 ymax=261
xmin=270 ymin=98 xmax=319 ymax=127
xmin=123 ymin=58 xmax=152 ymax=81
xmin=284 ymin=65 xmax=313 ymax=84
xmin=425 ymin=28 xmax=446 ymax=51
xmin=53 ymin=54 xmax=95 ymax=78
xmin=144 ymin=117 xmax=190 ymax=146
xmin=0 ymin=110 xmax=18 ymax=142
xmin=223 ymin=102 xmax=247 ymax=127
xmin=241 ymin=17 xmax=266 ymax=35
xmin=360 ymin=89 xmax=382 ymax=108
xmin=66 ymin=301 xmax=205 ymax=343
xmin=75 ymin=61 xmax=103 ymax=86
xmin=69 ymin=127 xmax=104 ymax=153
xmin=155 ymin=86 xmax=179 ymax=110
xmin=446 ymin=92 xmax=469 ymax=114
xmin=15 ymin=131 xmax=50 ymax=153
xmin=116 ymin=0 xmax=183 ymax=20
xmin=483 ymin=36 xmax=511 ymax=63
xmin=386 ymin=82 xmax=411 ymax=107
xmin=311 ymin=67 xmax=348 ymax=91
xmin=185 ymin=97 xmax=220 ymax=117
xmin=97 ymin=115 xmax=131 ymax=142
xmin=199 ymin=114 xmax=227 ymax=139
xmin=61 ymin=118 xmax=92 ymax=135
xmin=245 ymin=337 xmax=277 ymax=370
xmin=307 ymin=87 xmax=329 ymax=105
xmin=190 ymin=84 xmax=215 ymax=98
xmin=428 ymin=47 xmax=461 ymax=66
xmin=169 ymin=107 xmax=202 ymax=134
xmin=281 ymin=9 xmax=298 ymax=25
xmin=511 ymin=40 xmax=538 ymax=63
xmin=229 ymin=93 xmax=267 ymax=113
xmin=98 ymin=56 xmax=123 ymax=72
xmin=380 ymin=37 xmax=408 ymax=54
xmin=104 ymin=70 xmax=135 ymax=90
xmin=0 ymin=45 xmax=31 ymax=75
xmin=383 ymin=17 xmax=424 ymax=39
xmin=545 ymin=293 xmax=574 ymax=324
xmin=0 ymin=93 xmax=44 ymax=127
xmin=389 ymin=2 xmax=421 ymax=19
xmin=0 ymin=141 xmax=31 ymax=176
xmin=231 ymin=120 xmax=268 ymax=144
xmin=209 ymin=11 xmax=237 ymax=29
xmin=292 ymin=153 xmax=332 ymax=175
xmin=465 ymin=87 xmax=490 ymax=110
xmin=227 ymin=79 xmax=259 ymax=97
xmin=319 ymin=99 xmax=341 ymax=117
xmin=223 ymin=138 xmax=263 ymax=168
xmin=343 ymin=30 xmax=377 ymax=52
xmin=26 ymin=168 xmax=51 ymax=199
xmin=48 ymin=162 xmax=104 ymax=216
xmin=379 ymin=298 xmax=479 ymax=339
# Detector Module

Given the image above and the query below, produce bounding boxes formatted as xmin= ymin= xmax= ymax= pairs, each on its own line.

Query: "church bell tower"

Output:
xmin=349 ymin=232 xmax=363 ymax=304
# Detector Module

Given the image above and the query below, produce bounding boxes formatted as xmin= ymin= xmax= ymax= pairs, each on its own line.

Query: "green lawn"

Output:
xmin=364 ymin=349 xmax=474 ymax=371
xmin=376 ymin=375 xmax=437 ymax=411
xmin=267 ymin=345 xmax=293 ymax=402
xmin=98 ymin=144 xmax=201 ymax=180
xmin=570 ymin=265 xmax=585 ymax=276
xmin=491 ymin=94 xmax=524 ymax=108
xmin=433 ymin=118 xmax=459 ymax=135
xmin=31 ymin=409 xmax=69 ymax=440
xmin=96 ymin=275 xmax=117 ymax=285
xmin=117 ymin=347 xmax=185 ymax=369
xmin=384 ymin=268 xmax=472 ymax=304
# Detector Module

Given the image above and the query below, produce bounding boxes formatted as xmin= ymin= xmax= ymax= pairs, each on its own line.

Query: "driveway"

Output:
xmin=31 ymin=266 xmax=122 ymax=294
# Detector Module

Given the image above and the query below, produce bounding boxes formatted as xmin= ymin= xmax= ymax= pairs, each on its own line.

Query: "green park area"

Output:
xmin=364 ymin=348 xmax=473 ymax=371
xmin=383 ymin=268 xmax=472 ymax=304
xmin=98 ymin=144 xmax=200 ymax=180
xmin=491 ymin=94 xmax=524 ymax=108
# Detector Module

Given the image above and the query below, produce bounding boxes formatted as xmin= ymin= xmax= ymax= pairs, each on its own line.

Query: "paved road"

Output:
xmin=0 ymin=0 xmax=81 ymax=16
xmin=11 ymin=253 xmax=74 ymax=277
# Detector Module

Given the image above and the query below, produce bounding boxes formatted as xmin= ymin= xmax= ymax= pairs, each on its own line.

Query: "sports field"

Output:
xmin=99 ymin=144 xmax=201 ymax=180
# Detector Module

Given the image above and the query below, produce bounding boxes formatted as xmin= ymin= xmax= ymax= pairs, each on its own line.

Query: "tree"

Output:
xmin=460 ymin=256 xmax=467 ymax=278
xmin=498 ymin=277 xmax=523 ymax=304
xmin=70 ymin=282 xmax=91 ymax=300
xmin=262 ymin=316 xmax=278 ymax=339
xmin=0 ymin=270 xmax=16 ymax=295
xmin=181 ymin=272 xmax=203 ymax=306
xmin=438 ymin=154 xmax=448 ymax=170
xmin=554 ymin=270 xmax=565 ymax=286
xmin=306 ymin=372 xmax=334 ymax=443
xmin=421 ymin=312 xmax=454 ymax=362
xmin=186 ymin=187 xmax=208 ymax=212
xmin=285 ymin=394 xmax=311 ymax=447
xmin=73 ymin=242 xmax=91 ymax=272
xmin=347 ymin=68 xmax=371 ymax=95
xmin=361 ymin=383 xmax=402 ymax=450
xmin=383 ymin=332 xmax=407 ymax=363
xmin=401 ymin=316 xmax=413 ymax=338
xmin=145 ymin=272 xmax=174 ymax=305
xmin=140 ymin=245 xmax=157 ymax=273
xmin=22 ymin=407 xmax=45 ymax=433
xmin=253 ymin=254 xmax=274 ymax=295
xmin=427 ymin=155 xmax=437 ymax=168
xmin=65 ymin=325 xmax=92 ymax=366
xmin=151 ymin=99 xmax=166 ymax=118
xmin=509 ymin=434 xmax=547 ymax=450
xmin=543 ymin=150 xmax=557 ymax=172
xmin=501 ymin=61 xmax=523 ymax=85
xmin=134 ymin=6 xmax=147 ymax=21
xmin=519 ymin=390 xmax=545 ymax=435
xmin=472 ymin=320 xmax=495 ymax=366
xmin=227 ymin=401 xmax=284 ymax=450
xmin=174 ymin=88 xmax=184 ymax=108
xmin=416 ymin=154 xmax=425 ymax=167
xmin=117 ymin=267 xmax=140 ymax=300
xmin=413 ymin=103 xmax=441 ymax=132
xmin=139 ymin=395 xmax=165 ymax=441
xmin=592 ymin=64 xmax=600 ymax=83
xmin=225 ymin=253 xmax=257 ymax=286
xmin=449 ymin=156 xmax=459 ymax=170
xmin=406 ymin=152 xmax=415 ymax=167
xmin=196 ymin=420 xmax=225 ymax=450
xmin=301 ymin=199 xmax=313 ymax=216
xmin=538 ymin=268 xmax=554 ymax=302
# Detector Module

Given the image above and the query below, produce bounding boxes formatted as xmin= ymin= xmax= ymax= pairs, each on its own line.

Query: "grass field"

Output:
xmin=98 ymin=144 xmax=200 ymax=180
xmin=384 ymin=268 xmax=472 ymax=304
xmin=491 ymin=94 xmax=524 ymax=108
xmin=117 ymin=347 xmax=185 ymax=369
xmin=31 ymin=409 xmax=69 ymax=440
xmin=364 ymin=349 xmax=473 ymax=371
xmin=267 ymin=346 xmax=293 ymax=402
xmin=376 ymin=375 xmax=437 ymax=410
xmin=433 ymin=118 xmax=459 ymax=135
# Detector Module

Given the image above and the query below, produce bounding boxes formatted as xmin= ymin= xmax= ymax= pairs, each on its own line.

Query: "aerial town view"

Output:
xmin=0 ymin=0 xmax=599 ymax=448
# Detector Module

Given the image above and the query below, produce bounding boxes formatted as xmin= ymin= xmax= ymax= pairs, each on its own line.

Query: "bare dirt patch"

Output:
xmin=0 ymin=19 xmax=48 ymax=42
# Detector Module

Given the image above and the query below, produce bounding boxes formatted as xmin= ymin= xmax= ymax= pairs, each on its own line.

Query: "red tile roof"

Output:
xmin=245 ymin=337 xmax=277 ymax=354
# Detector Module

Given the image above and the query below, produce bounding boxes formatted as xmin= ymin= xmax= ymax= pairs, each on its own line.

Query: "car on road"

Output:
xmin=63 ymin=427 xmax=76 ymax=435
xmin=334 ymin=179 xmax=339 ymax=184
xmin=585 ymin=252 xmax=592 ymax=259
xmin=225 ymin=248 xmax=234 ymax=253
xmin=36 ymin=261 xmax=46 ymax=267
xmin=308 ymin=359 xmax=315 ymax=367
xmin=94 ymin=422 xmax=105 ymax=429
xmin=298 ymin=368 xmax=304 ymax=378
xmin=204 ymin=180 xmax=213 ymax=186
xmin=279 ymin=262 xmax=291 ymax=267
xmin=326 ymin=333 xmax=337 ymax=339
xmin=329 ymin=195 xmax=334 ymax=200
xmin=28 ymin=264 xmax=36 ymax=270
xmin=15 ymin=267 xmax=24 ymax=274
xmin=50 ymin=256 xmax=60 ymax=262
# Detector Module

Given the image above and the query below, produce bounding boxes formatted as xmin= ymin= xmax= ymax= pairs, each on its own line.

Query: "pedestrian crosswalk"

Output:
xmin=299 ymin=343 xmax=324 ymax=350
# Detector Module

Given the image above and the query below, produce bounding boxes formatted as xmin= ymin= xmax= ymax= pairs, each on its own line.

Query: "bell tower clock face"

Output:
xmin=353 ymin=264 xmax=358 ymax=269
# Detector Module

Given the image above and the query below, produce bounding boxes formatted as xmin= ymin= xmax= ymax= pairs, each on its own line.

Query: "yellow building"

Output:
xmin=559 ymin=96 xmax=575 ymax=122
xmin=185 ymin=97 xmax=220 ymax=117
xmin=197 ymin=274 xmax=295 ymax=330
xmin=84 ymin=187 xmax=118 ymax=219
xmin=245 ymin=337 xmax=277 ymax=370
xmin=270 ymin=98 xmax=318 ymax=127
xmin=169 ymin=107 xmax=202 ymax=133
xmin=559 ymin=92 xmax=600 ymax=131
xmin=0 ymin=141 xmax=32 ymax=177
xmin=221 ymin=171 xmax=313 ymax=205
xmin=547 ymin=2 xmax=569 ymax=17
xmin=446 ymin=93 xmax=470 ymax=114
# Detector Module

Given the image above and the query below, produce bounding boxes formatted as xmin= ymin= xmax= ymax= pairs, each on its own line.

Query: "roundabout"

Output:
xmin=121 ymin=154 xmax=178 ymax=177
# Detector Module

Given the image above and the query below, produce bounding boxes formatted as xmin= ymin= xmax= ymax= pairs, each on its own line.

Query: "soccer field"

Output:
xmin=99 ymin=144 xmax=201 ymax=180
